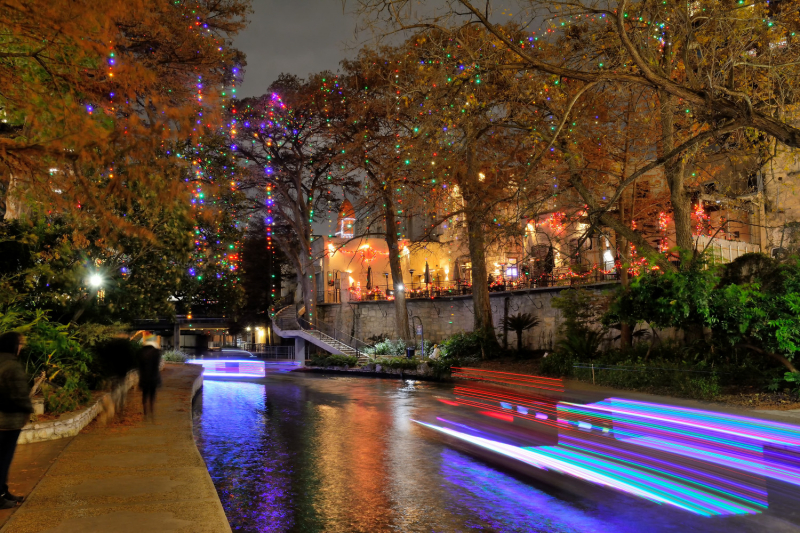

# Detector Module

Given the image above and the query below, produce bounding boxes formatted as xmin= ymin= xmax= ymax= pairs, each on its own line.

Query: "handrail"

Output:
xmin=273 ymin=305 xmax=372 ymax=358
xmin=273 ymin=305 xmax=300 ymax=330
xmin=296 ymin=316 xmax=372 ymax=358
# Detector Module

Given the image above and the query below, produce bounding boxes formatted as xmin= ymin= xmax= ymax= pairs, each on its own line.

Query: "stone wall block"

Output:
xmin=316 ymin=283 xmax=618 ymax=349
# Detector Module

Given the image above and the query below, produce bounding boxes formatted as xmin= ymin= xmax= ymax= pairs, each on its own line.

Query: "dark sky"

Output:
xmin=233 ymin=0 xmax=360 ymax=98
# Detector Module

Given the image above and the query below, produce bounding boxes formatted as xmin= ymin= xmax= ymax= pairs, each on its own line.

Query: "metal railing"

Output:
xmin=695 ymin=235 xmax=760 ymax=263
xmin=274 ymin=306 xmax=300 ymax=330
xmin=273 ymin=305 xmax=372 ymax=359
xmin=342 ymin=272 xmax=620 ymax=302
xmin=296 ymin=316 xmax=372 ymax=358
xmin=238 ymin=344 xmax=295 ymax=360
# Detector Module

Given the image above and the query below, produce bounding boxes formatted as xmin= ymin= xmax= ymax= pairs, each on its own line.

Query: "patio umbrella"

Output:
xmin=424 ymin=262 xmax=431 ymax=285
xmin=366 ymin=265 xmax=373 ymax=291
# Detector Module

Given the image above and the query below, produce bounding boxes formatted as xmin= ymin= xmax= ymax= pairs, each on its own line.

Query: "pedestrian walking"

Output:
xmin=138 ymin=342 xmax=162 ymax=421
xmin=0 ymin=332 xmax=32 ymax=508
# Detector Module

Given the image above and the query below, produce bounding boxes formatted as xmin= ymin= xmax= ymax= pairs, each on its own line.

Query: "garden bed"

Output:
xmin=18 ymin=370 xmax=138 ymax=445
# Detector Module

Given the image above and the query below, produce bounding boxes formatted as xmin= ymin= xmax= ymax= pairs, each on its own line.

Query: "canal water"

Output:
xmin=192 ymin=373 xmax=800 ymax=533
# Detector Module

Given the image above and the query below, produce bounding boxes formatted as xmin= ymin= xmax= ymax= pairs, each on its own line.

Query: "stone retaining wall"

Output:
xmin=317 ymin=283 xmax=618 ymax=349
xmin=17 ymin=370 xmax=139 ymax=445
xmin=188 ymin=364 xmax=203 ymax=398
xmin=296 ymin=364 xmax=441 ymax=380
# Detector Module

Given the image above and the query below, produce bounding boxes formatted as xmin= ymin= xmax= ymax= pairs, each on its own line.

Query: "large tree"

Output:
xmin=332 ymin=48 xmax=436 ymax=342
xmin=0 ymin=0 xmax=250 ymax=233
xmin=233 ymin=74 xmax=349 ymax=324
xmin=358 ymin=0 xmax=800 ymax=264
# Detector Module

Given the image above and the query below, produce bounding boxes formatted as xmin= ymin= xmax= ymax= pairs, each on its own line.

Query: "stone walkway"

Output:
xmin=0 ymin=439 xmax=71 ymax=529
xmin=0 ymin=364 xmax=230 ymax=533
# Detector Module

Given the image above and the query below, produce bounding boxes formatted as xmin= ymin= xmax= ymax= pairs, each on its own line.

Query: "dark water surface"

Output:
xmin=192 ymin=374 xmax=800 ymax=533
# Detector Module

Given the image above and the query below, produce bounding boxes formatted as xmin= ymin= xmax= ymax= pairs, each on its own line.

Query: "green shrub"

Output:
xmin=162 ymin=350 xmax=188 ymax=363
xmin=378 ymin=357 xmax=420 ymax=370
xmin=367 ymin=338 xmax=407 ymax=357
xmin=22 ymin=317 xmax=93 ymax=389
xmin=681 ymin=374 xmax=722 ymax=401
xmin=89 ymin=338 xmax=139 ymax=386
xmin=439 ymin=331 xmax=495 ymax=361
xmin=555 ymin=329 xmax=604 ymax=361
xmin=308 ymin=354 xmax=357 ymax=368
xmin=540 ymin=352 xmax=574 ymax=377
xmin=570 ymin=357 xmax=723 ymax=401
xmin=366 ymin=338 xmax=438 ymax=360
xmin=428 ymin=355 xmax=458 ymax=378
xmin=72 ymin=322 xmax=130 ymax=348
xmin=41 ymin=379 xmax=91 ymax=415
xmin=552 ymin=288 xmax=608 ymax=336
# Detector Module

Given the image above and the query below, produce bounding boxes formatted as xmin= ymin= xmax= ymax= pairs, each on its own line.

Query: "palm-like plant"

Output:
xmin=555 ymin=329 xmax=604 ymax=361
xmin=502 ymin=313 xmax=541 ymax=352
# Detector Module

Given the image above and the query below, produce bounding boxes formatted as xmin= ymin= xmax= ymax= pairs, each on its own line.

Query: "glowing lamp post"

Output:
xmin=88 ymin=273 xmax=105 ymax=303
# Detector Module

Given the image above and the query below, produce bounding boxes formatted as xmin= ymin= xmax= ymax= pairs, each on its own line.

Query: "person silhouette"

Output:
xmin=0 ymin=332 xmax=32 ymax=507
xmin=138 ymin=342 xmax=162 ymax=421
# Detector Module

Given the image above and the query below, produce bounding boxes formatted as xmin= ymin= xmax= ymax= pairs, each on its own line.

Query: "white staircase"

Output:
xmin=272 ymin=306 xmax=371 ymax=363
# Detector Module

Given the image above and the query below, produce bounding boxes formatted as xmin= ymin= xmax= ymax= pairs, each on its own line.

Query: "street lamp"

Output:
xmin=88 ymin=274 xmax=103 ymax=288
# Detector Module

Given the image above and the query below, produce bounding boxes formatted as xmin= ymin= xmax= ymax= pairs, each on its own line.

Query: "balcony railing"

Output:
xmin=335 ymin=270 xmax=620 ymax=302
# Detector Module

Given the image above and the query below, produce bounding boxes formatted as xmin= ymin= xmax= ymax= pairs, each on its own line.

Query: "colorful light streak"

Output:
xmin=451 ymin=368 xmax=564 ymax=392
xmin=413 ymin=420 xmax=762 ymax=516
xmin=561 ymin=398 xmax=800 ymax=488
xmin=187 ymin=359 xmax=265 ymax=378
xmin=421 ymin=389 xmax=800 ymax=516
xmin=445 ymin=396 xmax=562 ymax=429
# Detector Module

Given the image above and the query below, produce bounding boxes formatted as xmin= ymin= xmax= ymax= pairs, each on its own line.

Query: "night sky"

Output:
xmin=233 ymin=0 xmax=360 ymax=98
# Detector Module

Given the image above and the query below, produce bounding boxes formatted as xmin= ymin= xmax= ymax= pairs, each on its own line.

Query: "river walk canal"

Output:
xmin=192 ymin=372 xmax=800 ymax=533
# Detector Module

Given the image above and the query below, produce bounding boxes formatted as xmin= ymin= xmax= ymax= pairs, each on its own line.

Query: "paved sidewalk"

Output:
xmin=0 ymin=439 xmax=72 ymax=528
xmin=1 ymin=364 xmax=230 ymax=533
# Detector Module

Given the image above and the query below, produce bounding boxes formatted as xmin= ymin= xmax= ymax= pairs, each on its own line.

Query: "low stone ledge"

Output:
xmin=295 ymin=364 xmax=448 ymax=382
xmin=17 ymin=370 xmax=139 ymax=445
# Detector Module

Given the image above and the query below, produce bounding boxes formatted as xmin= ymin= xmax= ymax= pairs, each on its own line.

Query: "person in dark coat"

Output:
xmin=0 ymin=332 xmax=32 ymax=508
xmin=138 ymin=345 xmax=162 ymax=421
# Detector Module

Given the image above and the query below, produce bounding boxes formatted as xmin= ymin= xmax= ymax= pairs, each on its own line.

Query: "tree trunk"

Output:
xmin=503 ymin=297 xmax=510 ymax=350
xmin=287 ymin=239 xmax=316 ymax=327
xmin=382 ymin=191 xmax=411 ymax=341
xmin=617 ymin=231 xmax=633 ymax=350
xmin=742 ymin=344 xmax=798 ymax=373
xmin=659 ymin=91 xmax=694 ymax=254
xmin=461 ymin=140 xmax=497 ymax=346
xmin=300 ymin=256 xmax=316 ymax=327
xmin=464 ymin=193 xmax=497 ymax=344
xmin=3 ymin=173 xmax=23 ymax=221
xmin=517 ymin=329 xmax=523 ymax=353
xmin=659 ymin=91 xmax=703 ymax=343
xmin=617 ymin=96 xmax=635 ymax=350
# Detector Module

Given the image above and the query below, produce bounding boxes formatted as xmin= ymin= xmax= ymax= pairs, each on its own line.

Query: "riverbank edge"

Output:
xmin=294 ymin=366 xmax=450 ymax=382
xmin=294 ymin=365 xmax=800 ymax=424
xmin=186 ymin=366 xmax=233 ymax=531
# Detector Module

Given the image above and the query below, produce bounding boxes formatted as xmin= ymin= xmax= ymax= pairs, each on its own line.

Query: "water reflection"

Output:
xmin=193 ymin=376 xmax=800 ymax=533
xmin=440 ymin=449 xmax=607 ymax=532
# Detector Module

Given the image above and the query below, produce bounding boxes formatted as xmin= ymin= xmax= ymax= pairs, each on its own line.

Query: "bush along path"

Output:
xmin=0 ymin=363 xmax=231 ymax=533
